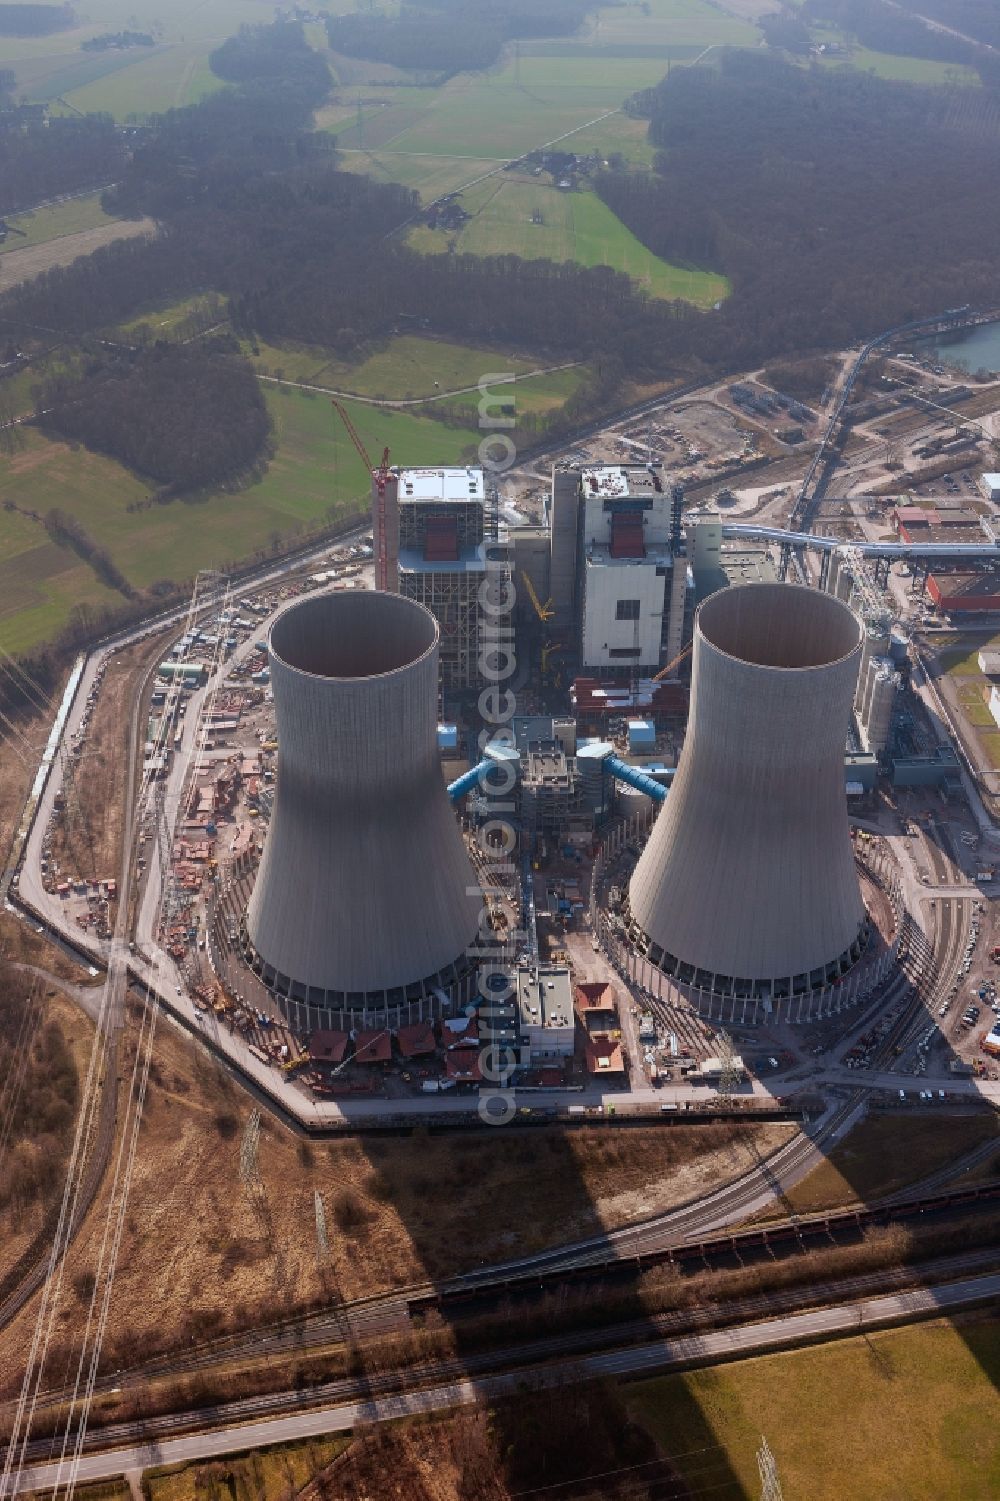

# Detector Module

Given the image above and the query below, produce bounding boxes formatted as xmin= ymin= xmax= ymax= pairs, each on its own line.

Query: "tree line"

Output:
xmin=36 ymin=337 xmax=272 ymax=493
xmin=802 ymin=0 xmax=984 ymax=70
xmin=0 ymin=115 xmax=125 ymax=218
xmin=0 ymin=4 xmax=73 ymax=36
xmin=82 ymin=31 xmax=154 ymax=52
xmin=896 ymin=0 xmax=1000 ymax=51
xmin=42 ymin=507 xmax=134 ymax=596
xmin=598 ymin=50 xmax=1000 ymax=373
xmin=325 ymin=0 xmax=590 ymax=78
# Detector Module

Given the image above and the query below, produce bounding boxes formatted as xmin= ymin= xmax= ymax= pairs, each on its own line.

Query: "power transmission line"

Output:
xmin=314 ymin=1189 xmax=329 ymax=1261
xmin=240 ymin=1108 xmax=262 ymax=1189
xmin=757 ymin=1436 xmax=784 ymax=1501
xmin=716 ymin=1028 xmax=739 ymax=1100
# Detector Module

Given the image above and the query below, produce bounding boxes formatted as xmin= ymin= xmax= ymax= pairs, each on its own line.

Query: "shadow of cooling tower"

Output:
xmin=215 ymin=585 xmax=998 ymax=1496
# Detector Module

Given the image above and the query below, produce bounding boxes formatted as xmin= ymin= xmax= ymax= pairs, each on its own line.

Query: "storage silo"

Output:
xmin=244 ymin=592 xmax=483 ymax=1011
xmin=865 ymin=659 xmax=900 ymax=755
xmin=577 ymin=740 xmax=614 ymax=816
xmin=627 ymin=583 xmax=867 ymax=1001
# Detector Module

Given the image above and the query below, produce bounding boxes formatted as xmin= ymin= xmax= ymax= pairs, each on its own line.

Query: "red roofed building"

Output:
xmin=927 ymin=572 xmax=1000 ymax=613
xmin=444 ymin=1049 xmax=482 ymax=1083
xmin=353 ymin=1029 xmax=392 ymax=1064
xmin=584 ymin=1037 xmax=626 ymax=1076
xmin=574 ymin=981 xmax=619 ymax=1035
xmin=309 ymin=1029 xmax=350 ymax=1064
xmin=397 ymin=1021 xmax=437 ymax=1058
xmin=442 ymin=1015 xmax=479 ymax=1048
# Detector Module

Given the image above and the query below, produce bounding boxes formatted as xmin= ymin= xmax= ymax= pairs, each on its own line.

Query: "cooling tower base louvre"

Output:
xmin=622 ymin=892 xmax=871 ymax=1002
xmin=627 ymin=583 xmax=869 ymax=989
xmin=238 ymin=913 xmax=478 ymax=1017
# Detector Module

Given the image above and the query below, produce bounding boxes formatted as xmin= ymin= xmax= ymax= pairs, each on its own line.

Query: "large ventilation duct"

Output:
xmin=245 ymin=592 xmax=482 ymax=1008
xmin=627 ymin=583 xmax=867 ymax=998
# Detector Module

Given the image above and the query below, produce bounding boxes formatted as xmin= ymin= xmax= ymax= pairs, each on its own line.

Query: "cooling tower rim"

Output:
xmin=696 ymin=581 xmax=862 ymax=673
xmin=267 ymin=590 xmax=439 ymax=684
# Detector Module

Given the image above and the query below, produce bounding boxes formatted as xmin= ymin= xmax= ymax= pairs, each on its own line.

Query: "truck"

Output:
xmin=421 ymin=1079 xmax=440 ymax=1093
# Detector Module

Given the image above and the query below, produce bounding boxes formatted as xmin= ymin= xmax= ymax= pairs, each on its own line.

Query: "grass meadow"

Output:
xmin=0 ymin=192 xmax=117 ymax=255
xmin=0 ymin=388 xmax=480 ymax=654
xmin=627 ymin=1315 xmax=1000 ymax=1499
xmin=408 ymin=179 xmax=729 ymax=305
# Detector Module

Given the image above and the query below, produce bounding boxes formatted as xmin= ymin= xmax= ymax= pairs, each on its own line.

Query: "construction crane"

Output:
xmin=332 ymin=400 xmax=392 ymax=589
xmin=520 ymin=569 xmax=554 ymax=622
xmin=541 ymin=640 xmax=563 ymax=681
xmin=651 ymin=640 xmax=692 ymax=683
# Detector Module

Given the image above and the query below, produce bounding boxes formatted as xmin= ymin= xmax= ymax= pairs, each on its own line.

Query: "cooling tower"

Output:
xmin=245 ymin=591 xmax=482 ymax=1009
xmin=627 ymin=583 xmax=867 ymax=999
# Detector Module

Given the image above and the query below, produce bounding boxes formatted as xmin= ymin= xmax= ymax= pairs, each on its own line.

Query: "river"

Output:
xmin=914 ymin=321 xmax=1000 ymax=375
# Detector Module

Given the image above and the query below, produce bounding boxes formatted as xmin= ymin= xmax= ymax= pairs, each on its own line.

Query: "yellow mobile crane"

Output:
xmin=520 ymin=569 xmax=555 ymax=622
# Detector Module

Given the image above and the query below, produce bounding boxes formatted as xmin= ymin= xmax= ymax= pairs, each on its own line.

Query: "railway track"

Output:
xmin=8 ymin=1188 xmax=999 ymax=1467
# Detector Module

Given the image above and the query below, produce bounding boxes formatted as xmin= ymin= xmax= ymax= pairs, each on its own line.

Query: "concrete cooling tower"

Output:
xmin=627 ymin=582 xmax=868 ymax=1003
xmin=244 ymin=591 xmax=483 ymax=1012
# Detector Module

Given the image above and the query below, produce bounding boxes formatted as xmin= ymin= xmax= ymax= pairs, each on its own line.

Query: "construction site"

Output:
xmin=18 ymin=316 xmax=1000 ymax=1138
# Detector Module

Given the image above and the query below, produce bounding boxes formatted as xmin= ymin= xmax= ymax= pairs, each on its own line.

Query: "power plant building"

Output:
xmin=243 ymin=591 xmax=483 ymax=1017
xmin=548 ymin=465 xmax=687 ymax=675
xmin=627 ymin=583 xmax=869 ymax=1004
xmin=387 ymin=466 xmax=497 ymax=691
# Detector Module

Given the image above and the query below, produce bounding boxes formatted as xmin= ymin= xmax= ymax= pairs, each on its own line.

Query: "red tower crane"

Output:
xmin=332 ymin=400 xmax=392 ymax=590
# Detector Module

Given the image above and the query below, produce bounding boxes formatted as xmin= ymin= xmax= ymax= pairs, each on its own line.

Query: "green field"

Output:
xmin=408 ymin=180 xmax=728 ymax=305
xmin=119 ymin=293 xmax=227 ymax=342
xmin=59 ymin=44 xmax=224 ymax=118
xmin=0 ymin=0 xmax=281 ymax=117
xmin=246 ymin=333 xmax=585 ymax=406
xmin=627 ymin=1316 xmax=1000 ymax=1499
xmin=0 ymin=452 xmax=128 ymax=656
xmin=0 ymin=389 xmax=480 ymax=654
xmin=810 ymin=28 xmax=981 ymax=86
xmin=0 ymin=192 xmax=118 ymax=256
xmin=326 ymin=38 xmax=730 ymax=198
xmin=940 ymin=640 xmax=1000 ymax=676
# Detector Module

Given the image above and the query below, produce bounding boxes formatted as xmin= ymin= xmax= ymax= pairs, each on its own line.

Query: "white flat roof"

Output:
xmin=580 ymin=464 xmax=663 ymax=498
xmin=982 ymin=473 xmax=1000 ymax=488
xmin=398 ymin=467 xmax=485 ymax=502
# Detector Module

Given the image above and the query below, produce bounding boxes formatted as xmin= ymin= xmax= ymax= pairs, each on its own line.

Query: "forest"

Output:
xmin=36 ymin=339 xmax=272 ymax=492
xmin=599 ymin=50 xmax=1000 ymax=369
xmin=81 ymin=31 xmax=154 ymax=52
xmin=209 ymin=19 xmax=333 ymax=99
xmin=0 ymin=4 xmax=73 ymax=36
xmin=0 ymin=115 xmax=125 ymax=218
xmin=0 ymin=16 xmax=691 ymax=387
xmin=896 ymin=0 xmax=1000 ymax=50
xmin=325 ymin=0 xmax=590 ymax=76
xmin=802 ymin=0 xmax=980 ymax=68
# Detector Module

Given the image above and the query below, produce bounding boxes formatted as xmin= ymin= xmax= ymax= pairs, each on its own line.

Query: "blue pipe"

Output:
xmin=447 ymin=759 xmax=495 ymax=803
xmin=604 ymin=755 xmax=669 ymax=803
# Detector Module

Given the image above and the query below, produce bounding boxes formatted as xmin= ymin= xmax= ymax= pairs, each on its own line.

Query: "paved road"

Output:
xmin=8 ymin=1272 xmax=998 ymax=1495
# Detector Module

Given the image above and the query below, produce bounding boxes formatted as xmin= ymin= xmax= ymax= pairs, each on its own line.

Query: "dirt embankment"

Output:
xmin=0 ymin=1009 xmax=796 ymax=1389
